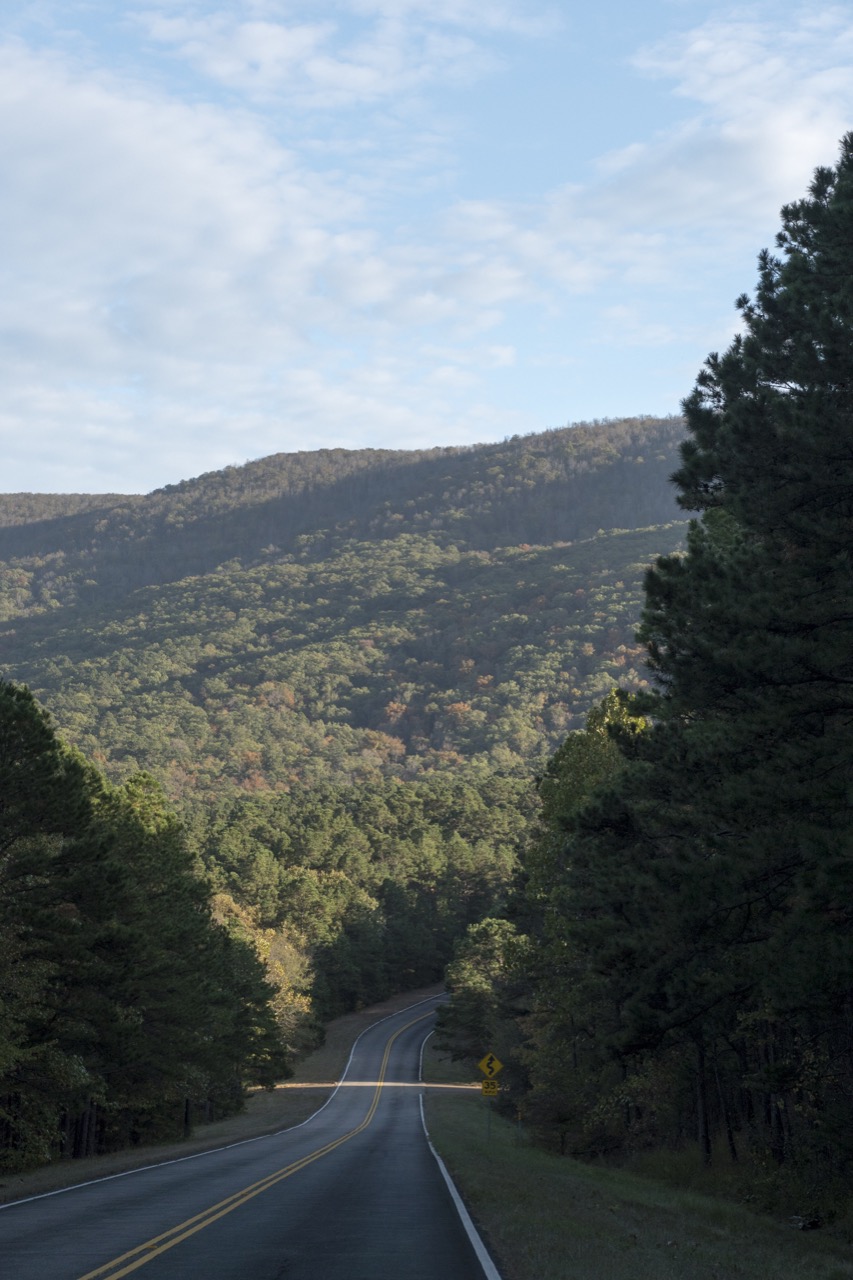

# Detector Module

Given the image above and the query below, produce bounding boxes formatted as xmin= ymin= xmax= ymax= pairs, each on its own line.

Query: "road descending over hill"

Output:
xmin=0 ymin=996 xmax=496 ymax=1279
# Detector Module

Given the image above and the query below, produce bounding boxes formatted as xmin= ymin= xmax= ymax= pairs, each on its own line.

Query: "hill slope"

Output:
xmin=0 ymin=416 xmax=687 ymax=798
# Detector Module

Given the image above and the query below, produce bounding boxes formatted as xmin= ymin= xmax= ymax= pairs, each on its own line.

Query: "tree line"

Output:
xmin=186 ymin=772 xmax=533 ymax=1024
xmin=0 ymin=677 xmax=533 ymax=1170
xmin=0 ymin=681 xmax=286 ymax=1169
xmin=0 ymin=416 xmax=684 ymax=584
xmin=441 ymin=137 xmax=853 ymax=1208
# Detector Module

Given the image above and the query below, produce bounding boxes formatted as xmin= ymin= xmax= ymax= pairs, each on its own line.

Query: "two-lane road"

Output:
xmin=0 ymin=996 xmax=496 ymax=1279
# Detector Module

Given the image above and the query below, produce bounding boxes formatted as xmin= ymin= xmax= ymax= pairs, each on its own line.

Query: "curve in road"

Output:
xmin=0 ymin=995 xmax=501 ymax=1280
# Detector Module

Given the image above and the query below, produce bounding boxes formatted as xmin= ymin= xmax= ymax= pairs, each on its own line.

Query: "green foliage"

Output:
xmin=0 ymin=418 xmax=686 ymax=797
xmin=0 ymin=682 xmax=287 ymax=1170
xmin=0 ymin=416 xmax=683 ymax=601
xmin=439 ymin=918 xmax=527 ymax=1089
xmin=186 ymin=773 xmax=533 ymax=1021
xmin=0 ymin=526 xmax=685 ymax=797
xmin=618 ymin=136 xmax=853 ymax=1173
xmin=0 ymin=419 xmax=694 ymax=1166
xmin=0 ymin=681 xmax=94 ymax=852
xmin=443 ymin=137 xmax=853 ymax=1199
xmin=527 ymin=689 xmax=644 ymax=908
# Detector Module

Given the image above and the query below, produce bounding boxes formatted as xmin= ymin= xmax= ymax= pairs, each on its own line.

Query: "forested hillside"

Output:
xmin=0 ymin=416 xmax=686 ymax=795
xmin=0 ymin=416 xmax=682 ymax=591
xmin=0 ymin=416 xmax=690 ymax=1170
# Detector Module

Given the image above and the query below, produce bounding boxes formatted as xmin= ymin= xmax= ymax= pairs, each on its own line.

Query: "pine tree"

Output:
xmin=518 ymin=136 xmax=853 ymax=1172
xmin=0 ymin=685 xmax=288 ymax=1167
xmin=628 ymin=135 xmax=853 ymax=1169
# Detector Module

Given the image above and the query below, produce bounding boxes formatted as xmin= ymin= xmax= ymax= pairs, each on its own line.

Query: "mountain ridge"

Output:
xmin=0 ymin=416 xmax=688 ymax=799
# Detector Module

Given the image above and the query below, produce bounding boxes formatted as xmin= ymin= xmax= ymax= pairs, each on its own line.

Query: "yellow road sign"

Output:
xmin=481 ymin=1079 xmax=499 ymax=1097
xmin=478 ymin=1052 xmax=504 ymax=1078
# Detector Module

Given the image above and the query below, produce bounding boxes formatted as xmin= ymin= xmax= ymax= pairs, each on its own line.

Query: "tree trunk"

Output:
xmin=713 ymin=1049 xmax=738 ymax=1163
xmin=696 ymin=1041 xmax=712 ymax=1165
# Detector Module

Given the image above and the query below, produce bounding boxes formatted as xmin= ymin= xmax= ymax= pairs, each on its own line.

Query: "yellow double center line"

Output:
xmin=78 ymin=1010 xmax=432 ymax=1280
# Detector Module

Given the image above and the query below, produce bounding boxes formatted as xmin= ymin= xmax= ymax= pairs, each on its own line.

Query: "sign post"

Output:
xmin=477 ymin=1052 xmax=504 ymax=1140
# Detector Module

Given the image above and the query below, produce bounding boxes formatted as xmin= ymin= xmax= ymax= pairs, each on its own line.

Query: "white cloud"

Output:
xmin=135 ymin=4 xmax=508 ymax=107
xmin=2 ymin=3 xmax=853 ymax=491
xmin=140 ymin=14 xmax=336 ymax=98
xmin=435 ymin=7 xmax=853 ymax=312
xmin=0 ymin=32 xmax=538 ymax=489
xmin=627 ymin=9 xmax=853 ymax=226
xmin=0 ymin=38 xmax=402 ymax=365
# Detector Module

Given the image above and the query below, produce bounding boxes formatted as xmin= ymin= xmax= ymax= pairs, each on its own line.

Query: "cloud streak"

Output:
xmin=135 ymin=1 xmax=529 ymax=107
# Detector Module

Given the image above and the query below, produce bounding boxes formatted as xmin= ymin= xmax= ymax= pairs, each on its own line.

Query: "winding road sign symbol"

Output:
xmin=478 ymin=1052 xmax=504 ymax=1078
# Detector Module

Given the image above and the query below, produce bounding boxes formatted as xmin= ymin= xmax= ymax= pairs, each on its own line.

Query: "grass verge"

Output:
xmin=422 ymin=1043 xmax=853 ymax=1280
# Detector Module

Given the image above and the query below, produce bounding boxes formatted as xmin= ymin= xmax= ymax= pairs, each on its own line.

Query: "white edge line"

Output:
xmin=0 ymin=992 xmax=445 ymax=1212
xmin=418 ymin=1029 xmax=504 ymax=1280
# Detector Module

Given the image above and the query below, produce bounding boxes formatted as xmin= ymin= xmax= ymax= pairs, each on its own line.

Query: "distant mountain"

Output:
xmin=0 ymin=417 xmax=688 ymax=801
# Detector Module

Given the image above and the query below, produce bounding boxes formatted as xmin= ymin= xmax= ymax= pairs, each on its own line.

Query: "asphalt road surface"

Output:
xmin=0 ymin=995 xmax=495 ymax=1279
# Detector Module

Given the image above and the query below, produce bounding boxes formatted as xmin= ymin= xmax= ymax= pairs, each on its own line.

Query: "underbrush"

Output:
xmin=624 ymin=1143 xmax=853 ymax=1230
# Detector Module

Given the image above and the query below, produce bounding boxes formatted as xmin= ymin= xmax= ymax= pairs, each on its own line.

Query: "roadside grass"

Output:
xmin=422 ymin=1043 xmax=853 ymax=1280
xmin=0 ymin=984 xmax=441 ymax=1205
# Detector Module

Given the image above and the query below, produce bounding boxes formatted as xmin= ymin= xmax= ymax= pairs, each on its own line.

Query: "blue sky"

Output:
xmin=3 ymin=1 xmax=853 ymax=493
